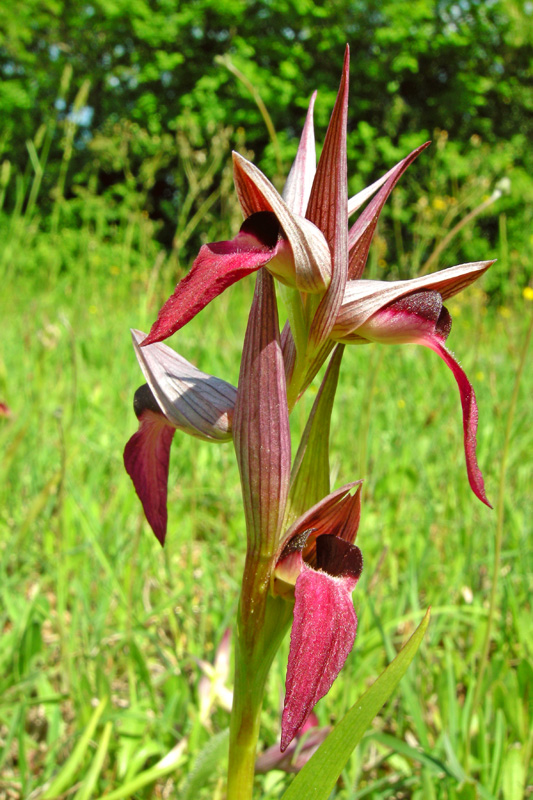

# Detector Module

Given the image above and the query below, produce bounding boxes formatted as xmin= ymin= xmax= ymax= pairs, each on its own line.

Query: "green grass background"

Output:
xmin=0 ymin=213 xmax=532 ymax=799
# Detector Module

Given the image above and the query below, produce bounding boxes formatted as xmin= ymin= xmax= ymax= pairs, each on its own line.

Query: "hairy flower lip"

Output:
xmin=140 ymin=230 xmax=282 ymax=346
xmin=280 ymin=534 xmax=363 ymax=751
xmin=276 ymin=479 xmax=364 ymax=752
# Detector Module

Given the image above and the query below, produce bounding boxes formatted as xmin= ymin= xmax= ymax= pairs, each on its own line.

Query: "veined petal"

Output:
xmin=132 ymin=330 xmax=236 ymax=441
xmin=307 ymin=46 xmax=349 ymax=347
xmin=281 ymin=536 xmax=362 ymax=751
xmin=232 ymin=152 xmax=332 ymax=293
xmin=233 ymin=271 xmax=291 ymax=613
xmin=123 ymin=385 xmax=176 ymax=546
xmin=282 ymin=91 xmax=317 ymax=216
xmin=278 ymin=482 xmax=363 ymax=556
xmin=348 ymin=142 xmax=431 ymax=280
xmin=332 ymin=261 xmax=494 ymax=338
xmin=348 ymin=161 xmax=403 ymax=217
xmin=142 ymin=217 xmax=281 ymax=345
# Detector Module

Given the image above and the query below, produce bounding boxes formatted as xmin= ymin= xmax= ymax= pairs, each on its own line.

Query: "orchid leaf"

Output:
xmin=284 ymin=345 xmax=344 ymax=528
xmin=280 ymin=608 xmax=430 ymax=800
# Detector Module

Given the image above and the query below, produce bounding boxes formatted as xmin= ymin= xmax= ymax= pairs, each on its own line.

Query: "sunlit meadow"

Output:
xmin=0 ymin=77 xmax=532 ymax=795
xmin=1 ymin=205 xmax=531 ymax=799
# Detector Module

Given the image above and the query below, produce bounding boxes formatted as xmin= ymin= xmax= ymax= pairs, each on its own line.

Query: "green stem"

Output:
xmin=286 ymin=350 xmax=310 ymax=413
xmin=466 ymin=305 xmax=533 ymax=767
xmin=227 ymin=595 xmax=292 ymax=799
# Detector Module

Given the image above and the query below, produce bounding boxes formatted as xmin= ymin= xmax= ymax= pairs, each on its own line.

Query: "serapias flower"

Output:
xmin=273 ymin=483 xmax=363 ymax=751
xmin=124 ymin=330 xmax=237 ymax=544
xmin=137 ymin=46 xmax=493 ymax=508
xmin=331 ymin=261 xmax=495 ymax=506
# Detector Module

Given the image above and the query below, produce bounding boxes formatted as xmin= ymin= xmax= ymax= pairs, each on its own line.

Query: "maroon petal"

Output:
xmin=423 ymin=336 xmax=491 ymax=508
xmin=307 ymin=47 xmax=349 ymax=348
xmin=348 ymin=142 xmax=430 ymax=280
xmin=123 ymin=386 xmax=176 ymax=545
xmin=281 ymin=547 xmax=361 ymax=751
xmin=233 ymin=270 xmax=292 ymax=615
xmin=142 ymin=216 xmax=281 ymax=345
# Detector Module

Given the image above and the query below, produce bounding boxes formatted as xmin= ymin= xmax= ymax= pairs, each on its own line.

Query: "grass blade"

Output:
xmin=73 ymin=720 xmax=112 ymax=800
xmin=42 ymin=698 xmax=108 ymax=799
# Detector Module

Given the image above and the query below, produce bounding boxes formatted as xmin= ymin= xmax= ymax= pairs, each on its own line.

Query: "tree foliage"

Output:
xmin=1 ymin=0 xmax=532 ymax=288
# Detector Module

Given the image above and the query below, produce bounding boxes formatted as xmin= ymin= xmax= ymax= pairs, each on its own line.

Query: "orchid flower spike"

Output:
xmin=124 ymin=330 xmax=237 ymax=544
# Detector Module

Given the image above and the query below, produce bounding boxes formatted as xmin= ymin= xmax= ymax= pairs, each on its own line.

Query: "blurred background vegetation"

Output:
xmin=1 ymin=1 xmax=532 ymax=798
xmin=1 ymin=0 xmax=532 ymax=297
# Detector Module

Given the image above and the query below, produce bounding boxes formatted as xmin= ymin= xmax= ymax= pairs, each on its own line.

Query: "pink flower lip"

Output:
xmin=273 ymin=483 xmax=364 ymax=751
